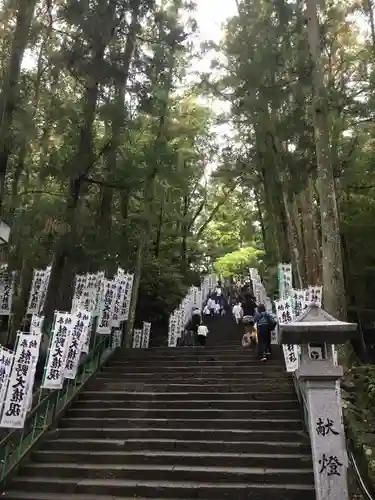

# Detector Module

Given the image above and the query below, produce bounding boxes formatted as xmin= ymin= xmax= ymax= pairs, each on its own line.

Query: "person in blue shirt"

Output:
xmin=254 ymin=304 xmax=277 ymax=361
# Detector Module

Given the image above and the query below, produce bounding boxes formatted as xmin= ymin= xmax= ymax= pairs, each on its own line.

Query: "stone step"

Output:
xmin=59 ymin=415 xmax=302 ymax=431
xmin=116 ymin=345 xmax=282 ymax=352
xmin=100 ymin=363 xmax=292 ymax=378
xmin=109 ymin=358 xmax=284 ymax=365
xmin=32 ymin=450 xmax=313 ymax=469
xmin=60 ymin=417 xmax=302 ymax=431
xmin=73 ymin=398 xmax=300 ymax=410
xmin=100 ymin=367 xmax=293 ymax=383
xmin=41 ymin=437 xmax=311 ymax=454
xmin=5 ymin=476 xmax=316 ymax=499
xmin=55 ymin=427 xmax=307 ymax=442
xmin=93 ymin=376 xmax=294 ymax=386
xmin=79 ymin=391 xmax=298 ymax=401
xmin=20 ymin=463 xmax=314 ymax=485
xmin=87 ymin=383 xmax=294 ymax=392
xmin=116 ymin=346 xmax=265 ymax=353
xmin=66 ymin=408 xmax=301 ymax=420
xmin=111 ymin=350 xmax=284 ymax=362
xmin=110 ymin=355 xmax=284 ymax=362
xmin=0 ymin=493 xmax=199 ymax=500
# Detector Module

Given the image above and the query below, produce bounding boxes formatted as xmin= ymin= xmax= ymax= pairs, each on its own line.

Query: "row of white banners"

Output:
xmin=277 ymin=263 xmax=323 ymax=373
xmin=0 ymin=264 xmax=135 ymax=335
xmin=168 ymin=274 xmax=218 ymax=347
xmin=0 ymin=266 xmax=135 ymax=331
xmin=0 ymin=311 xmax=152 ymax=429
xmin=0 ymin=265 xmax=155 ymax=429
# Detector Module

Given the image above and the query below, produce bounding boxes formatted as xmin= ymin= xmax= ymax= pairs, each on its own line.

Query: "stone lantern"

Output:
xmin=279 ymin=304 xmax=357 ymax=500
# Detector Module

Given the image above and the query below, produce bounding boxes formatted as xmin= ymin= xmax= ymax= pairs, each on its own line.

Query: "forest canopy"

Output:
xmin=2 ymin=0 xmax=375 ymax=336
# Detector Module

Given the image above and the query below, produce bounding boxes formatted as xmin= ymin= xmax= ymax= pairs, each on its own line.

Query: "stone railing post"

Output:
xmin=279 ymin=304 xmax=357 ymax=500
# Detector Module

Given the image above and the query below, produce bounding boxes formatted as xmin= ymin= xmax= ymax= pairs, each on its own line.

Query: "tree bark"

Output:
xmin=0 ymin=0 xmax=37 ymax=213
xmin=43 ymin=0 xmax=118 ymax=324
xmin=299 ymin=177 xmax=321 ymax=285
xmin=98 ymin=0 xmax=141 ymax=250
xmin=306 ymin=0 xmax=346 ymax=319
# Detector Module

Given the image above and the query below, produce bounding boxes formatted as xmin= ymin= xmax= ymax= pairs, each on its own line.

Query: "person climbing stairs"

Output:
xmin=1 ymin=316 xmax=316 ymax=500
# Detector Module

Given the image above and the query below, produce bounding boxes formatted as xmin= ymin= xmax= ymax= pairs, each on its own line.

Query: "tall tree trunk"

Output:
xmin=0 ymin=0 xmax=37 ymax=213
xmin=279 ymin=179 xmax=303 ymax=288
xmin=180 ymin=194 xmax=189 ymax=270
xmin=254 ymin=189 xmax=268 ymax=256
xmin=299 ymin=177 xmax=321 ymax=285
xmin=364 ymin=0 xmax=375 ymax=53
xmin=43 ymin=0 xmax=118 ymax=324
xmin=126 ymin=5 xmax=179 ymax=340
xmin=291 ymin=193 xmax=305 ymax=285
xmin=306 ymin=0 xmax=346 ymax=319
xmin=98 ymin=0 xmax=141 ymax=250
xmin=154 ymin=200 xmax=164 ymax=259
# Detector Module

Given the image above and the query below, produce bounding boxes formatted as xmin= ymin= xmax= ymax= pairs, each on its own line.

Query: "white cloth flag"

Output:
xmin=25 ymin=327 xmax=42 ymax=412
xmin=27 ymin=269 xmax=45 ymax=315
xmin=71 ymin=274 xmax=88 ymax=312
xmin=112 ymin=275 xmax=126 ymax=328
xmin=308 ymin=286 xmax=322 ymax=307
xmin=93 ymin=272 xmax=105 ymax=317
xmin=282 ymin=343 xmax=299 ymax=372
xmin=141 ymin=322 xmax=151 ymax=348
xmin=275 ymin=298 xmax=294 ymax=324
xmin=30 ymin=314 xmax=44 ymax=335
xmin=0 ymin=266 xmax=14 ymax=315
xmin=38 ymin=266 xmax=51 ymax=314
xmin=120 ymin=274 xmax=134 ymax=321
xmin=112 ymin=329 xmax=122 ymax=349
xmin=81 ymin=317 xmax=93 ymax=355
xmin=275 ymin=298 xmax=299 ymax=373
xmin=132 ymin=329 xmax=142 ymax=348
xmin=42 ymin=312 xmax=72 ymax=390
xmin=168 ymin=312 xmax=177 ymax=347
xmin=291 ymin=289 xmax=307 ymax=317
xmin=0 ymin=332 xmax=41 ymax=428
xmin=80 ymin=273 xmax=98 ymax=313
xmin=0 ymin=347 xmax=13 ymax=415
xmin=97 ymin=279 xmax=117 ymax=334
xmin=278 ymin=263 xmax=292 ymax=299
xmin=65 ymin=310 xmax=91 ymax=379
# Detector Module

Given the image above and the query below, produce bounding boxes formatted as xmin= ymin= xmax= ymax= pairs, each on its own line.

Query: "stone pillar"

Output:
xmin=299 ymin=365 xmax=348 ymax=500
xmin=279 ymin=304 xmax=357 ymax=500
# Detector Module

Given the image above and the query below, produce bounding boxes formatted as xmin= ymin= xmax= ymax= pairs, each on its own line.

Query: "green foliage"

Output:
xmin=214 ymin=245 xmax=263 ymax=278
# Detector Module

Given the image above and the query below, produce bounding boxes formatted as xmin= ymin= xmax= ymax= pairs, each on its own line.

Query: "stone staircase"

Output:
xmin=1 ymin=316 xmax=316 ymax=499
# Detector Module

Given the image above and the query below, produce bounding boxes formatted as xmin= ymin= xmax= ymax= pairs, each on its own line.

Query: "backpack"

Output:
xmin=258 ymin=312 xmax=276 ymax=332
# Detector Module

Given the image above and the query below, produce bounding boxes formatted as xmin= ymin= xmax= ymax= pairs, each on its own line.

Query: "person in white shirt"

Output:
xmin=197 ymin=322 xmax=209 ymax=346
xmin=232 ymin=302 xmax=244 ymax=323
xmin=214 ymin=302 xmax=220 ymax=315
xmin=203 ymin=304 xmax=210 ymax=315
xmin=191 ymin=307 xmax=202 ymax=334
xmin=207 ymin=297 xmax=215 ymax=316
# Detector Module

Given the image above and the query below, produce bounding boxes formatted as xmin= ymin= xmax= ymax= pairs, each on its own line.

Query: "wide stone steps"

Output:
xmin=59 ymin=417 xmax=302 ymax=430
xmin=53 ymin=427 xmax=308 ymax=441
xmin=86 ymin=383 xmax=294 ymax=393
xmin=72 ymin=398 xmax=300 ymax=409
xmin=2 ymin=336 xmax=315 ymax=500
xmin=41 ymin=437 xmax=311 ymax=454
xmin=66 ymin=407 xmax=301 ymax=419
xmin=19 ymin=462 xmax=313 ymax=483
xmin=3 ymin=478 xmax=315 ymax=500
xmin=80 ymin=390 xmax=298 ymax=400
xmin=32 ymin=450 xmax=312 ymax=468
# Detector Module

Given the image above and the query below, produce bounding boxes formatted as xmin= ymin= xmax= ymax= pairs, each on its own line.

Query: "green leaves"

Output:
xmin=214 ymin=246 xmax=264 ymax=278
